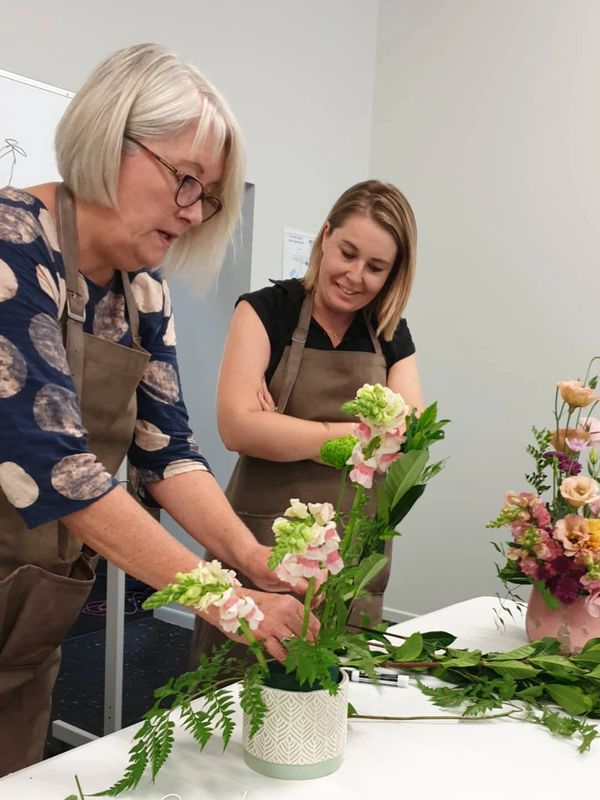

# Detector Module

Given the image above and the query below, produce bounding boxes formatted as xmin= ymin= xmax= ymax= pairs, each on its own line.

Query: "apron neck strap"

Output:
xmin=276 ymin=291 xmax=313 ymax=414
xmin=56 ymin=184 xmax=85 ymax=399
xmin=362 ymin=310 xmax=383 ymax=356
xmin=121 ymin=272 xmax=142 ymax=346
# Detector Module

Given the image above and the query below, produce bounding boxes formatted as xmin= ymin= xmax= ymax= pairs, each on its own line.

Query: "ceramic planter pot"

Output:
xmin=526 ymin=587 xmax=600 ymax=654
xmin=242 ymin=669 xmax=349 ymax=780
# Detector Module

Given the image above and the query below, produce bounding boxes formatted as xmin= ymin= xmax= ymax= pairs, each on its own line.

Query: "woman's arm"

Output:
xmin=217 ymin=301 xmax=354 ymax=461
xmin=61 ymin=485 xmax=315 ymax=661
xmin=387 ymin=353 xmax=425 ymax=413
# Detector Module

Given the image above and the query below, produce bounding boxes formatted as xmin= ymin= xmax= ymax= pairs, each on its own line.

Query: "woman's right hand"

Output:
xmin=204 ymin=588 xmax=319 ymax=663
xmin=257 ymin=377 xmax=277 ymax=413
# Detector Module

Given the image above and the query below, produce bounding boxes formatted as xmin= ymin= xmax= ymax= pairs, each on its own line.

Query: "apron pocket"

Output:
xmin=0 ymin=556 xmax=95 ymax=672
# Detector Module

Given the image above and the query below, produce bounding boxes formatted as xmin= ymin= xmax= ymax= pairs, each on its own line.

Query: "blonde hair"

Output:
xmin=302 ymin=180 xmax=416 ymax=340
xmin=55 ymin=43 xmax=245 ymax=284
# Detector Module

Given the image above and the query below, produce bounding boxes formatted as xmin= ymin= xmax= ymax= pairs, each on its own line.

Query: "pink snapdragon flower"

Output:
xmin=215 ymin=589 xmax=265 ymax=633
xmin=271 ymin=500 xmax=344 ymax=586
xmin=348 ymin=443 xmax=377 ymax=489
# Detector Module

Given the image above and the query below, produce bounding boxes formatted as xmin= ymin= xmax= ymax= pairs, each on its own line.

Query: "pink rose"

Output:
xmin=553 ymin=515 xmax=590 ymax=556
xmin=559 ymin=476 xmax=600 ymax=508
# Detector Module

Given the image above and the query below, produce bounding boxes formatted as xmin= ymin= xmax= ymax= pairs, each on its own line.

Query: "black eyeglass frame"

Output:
xmin=125 ymin=136 xmax=222 ymax=219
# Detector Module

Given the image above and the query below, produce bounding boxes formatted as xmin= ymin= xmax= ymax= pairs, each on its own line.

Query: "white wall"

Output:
xmin=372 ymin=0 xmax=600 ymax=618
xmin=0 ymin=0 xmax=378 ymax=289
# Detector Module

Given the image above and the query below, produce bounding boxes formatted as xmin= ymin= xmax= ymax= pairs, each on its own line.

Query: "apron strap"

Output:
xmin=121 ymin=272 xmax=142 ymax=346
xmin=56 ymin=184 xmax=85 ymax=400
xmin=276 ymin=291 xmax=313 ymax=414
xmin=363 ymin=311 xmax=383 ymax=356
xmin=55 ymin=184 xmax=87 ymax=561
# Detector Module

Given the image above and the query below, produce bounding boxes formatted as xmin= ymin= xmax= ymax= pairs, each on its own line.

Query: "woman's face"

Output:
xmin=316 ymin=213 xmax=397 ymax=317
xmin=113 ymin=124 xmax=224 ymax=269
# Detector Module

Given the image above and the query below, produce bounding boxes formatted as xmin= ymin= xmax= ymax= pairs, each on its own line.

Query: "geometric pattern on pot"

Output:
xmin=243 ymin=671 xmax=349 ymax=765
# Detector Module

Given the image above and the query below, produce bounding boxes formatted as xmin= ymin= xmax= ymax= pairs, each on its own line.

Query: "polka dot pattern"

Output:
xmin=33 ymin=384 xmax=84 ymax=437
xmin=0 ymin=187 xmax=35 ymax=205
xmin=51 ymin=453 xmax=113 ymax=500
xmin=38 ymin=208 xmax=60 ymax=253
xmin=163 ymin=459 xmax=207 ymax=479
xmin=163 ymin=314 xmax=176 ymax=346
xmin=36 ymin=264 xmax=66 ymax=315
xmin=93 ymin=291 xmax=128 ymax=342
xmin=131 ymin=272 xmax=163 ymax=313
xmin=0 ymin=259 xmax=18 ymax=301
xmin=29 ymin=313 xmax=70 ymax=374
xmin=140 ymin=360 xmax=180 ymax=405
xmin=0 ymin=204 xmax=40 ymax=244
xmin=0 ymin=335 xmax=27 ymax=397
xmin=0 ymin=462 xmax=39 ymax=508
xmin=134 ymin=419 xmax=170 ymax=451
xmin=162 ymin=280 xmax=172 ymax=317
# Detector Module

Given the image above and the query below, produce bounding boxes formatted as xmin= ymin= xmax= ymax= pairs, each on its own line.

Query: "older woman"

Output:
xmin=192 ymin=179 xmax=424 ymax=662
xmin=0 ymin=43 xmax=314 ymax=775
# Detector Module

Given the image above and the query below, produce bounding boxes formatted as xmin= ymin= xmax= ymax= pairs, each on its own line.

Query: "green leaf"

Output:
xmin=421 ymin=631 xmax=457 ymax=648
xmin=532 ymin=581 xmax=561 ymax=610
xmin=347 ymin=702 xmax=358 ymax=717
xmin=392 ymin=632 xmax=424 ymax=662
xmin=529 ymin=655 xmax=585 ymax=681
xmin=389 ymin=450 xmax=429 ymax=508
xmin=486 ymin=644 xmax=537 ymax=661
xmin=545 ymin=684 xmax=595 ymax=715
xmin=353 ymin=553 xmax=389 ymax=597
xmin=486 ymin=660 xmax=540 ymax=679
xmin=441 ymin=650 xmax=482 ymax=668
xmin=387 ymin=483 xmax=426 ymax=529
xmin=516 ymin=684 xmax=545 ymax=700
xmin=574 ymin=640 xmax=600 ymax=665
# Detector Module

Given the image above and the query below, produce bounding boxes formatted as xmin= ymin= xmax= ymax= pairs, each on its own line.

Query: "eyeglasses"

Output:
xmin=125 ymin=136 xmax=222 ymax=221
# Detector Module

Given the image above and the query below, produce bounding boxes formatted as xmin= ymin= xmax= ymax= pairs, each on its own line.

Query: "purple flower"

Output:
xmin=546 ymin=575 xmax=582 ymax=605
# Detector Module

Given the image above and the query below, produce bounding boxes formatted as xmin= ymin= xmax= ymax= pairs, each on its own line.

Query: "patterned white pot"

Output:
xmin=242 ymin=670 xmax=349 ymax=780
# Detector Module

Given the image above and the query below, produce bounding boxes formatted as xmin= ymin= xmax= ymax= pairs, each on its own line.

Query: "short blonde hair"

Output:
xmin=55 ymin=43 xmax=245 ymax=284
xmin=302 ymin=180 xmax=417 ymax=341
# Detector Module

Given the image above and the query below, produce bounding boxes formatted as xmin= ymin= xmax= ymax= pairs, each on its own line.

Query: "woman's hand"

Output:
xmin=202 ymin=588 xmax=319 ymax=663
xmin=257 ymin=377 xmax=277 ymax=413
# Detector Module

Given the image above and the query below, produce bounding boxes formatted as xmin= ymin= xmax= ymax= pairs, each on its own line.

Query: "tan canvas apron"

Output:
xmin=190 ymin=291 xmax=390 ymax=665
xmin=0 ymin=185 xmax=149 ymax=776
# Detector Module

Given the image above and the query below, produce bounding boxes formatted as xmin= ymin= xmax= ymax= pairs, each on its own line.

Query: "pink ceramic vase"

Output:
xmin=526 ymin=587 xmax=600 ymax=654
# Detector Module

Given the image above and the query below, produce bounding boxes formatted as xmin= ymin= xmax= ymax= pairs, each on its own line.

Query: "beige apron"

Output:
xmin=190 ymin=291 xmax=390 ymax=665
xmin=0 ymin=185 xmax=149 ymax=776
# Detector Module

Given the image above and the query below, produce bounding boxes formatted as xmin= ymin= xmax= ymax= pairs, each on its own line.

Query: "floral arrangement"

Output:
xmin=489 ymin=357 xmax=600 ymax=612
xmin=72 ymin=378 xmax=600 ymax=799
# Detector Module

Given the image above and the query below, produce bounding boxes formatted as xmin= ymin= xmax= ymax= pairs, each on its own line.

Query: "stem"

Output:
xmin=301 ymin=577 xmax=315 ymax=640
xmin=350 ymin=709 xmax=517 ymax=722
xmin=238 ymin=619 xmax=269 ymax=674
xmin=335 ymin=468 xmax=350 ymax=516
xmin=75 ymin=774 xmax=85 ymax=800
xmin=340 ymin=485 xmax=365 ymax=559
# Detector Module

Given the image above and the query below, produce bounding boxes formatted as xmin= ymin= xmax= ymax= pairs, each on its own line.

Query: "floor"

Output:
xmin=44 ymin=562 xmax=192 ymax=759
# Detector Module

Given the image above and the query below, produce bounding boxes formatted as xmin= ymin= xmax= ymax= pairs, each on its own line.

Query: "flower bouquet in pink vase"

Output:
xmin=489 ymin=357 xmax=600 ymax=654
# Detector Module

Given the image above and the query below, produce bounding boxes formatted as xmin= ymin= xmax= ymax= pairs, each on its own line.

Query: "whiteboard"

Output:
xmin=0 ymin=69 xmax=73 ymax=187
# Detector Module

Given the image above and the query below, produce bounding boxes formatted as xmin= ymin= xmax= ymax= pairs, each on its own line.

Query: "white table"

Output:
xmin=2 ymin=596 xmax=598 ymax=799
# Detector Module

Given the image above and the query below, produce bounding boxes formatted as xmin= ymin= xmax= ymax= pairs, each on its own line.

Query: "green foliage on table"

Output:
xmin=349 ymin=629 xmax=600 ymax=753
xmin=91 ymin=643 xmax=266 ymax=797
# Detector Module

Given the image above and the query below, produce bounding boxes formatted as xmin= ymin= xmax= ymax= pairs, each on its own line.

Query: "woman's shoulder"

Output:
xmin=0 ymin=186 xmax=61 ymax=261
xmin=378 ymin=316 xmax=416 ymax=366
xmin=236 ymin=278 xmax=305 ymax=341
xmin=238 ymin=277 xmax=305 ymax=307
